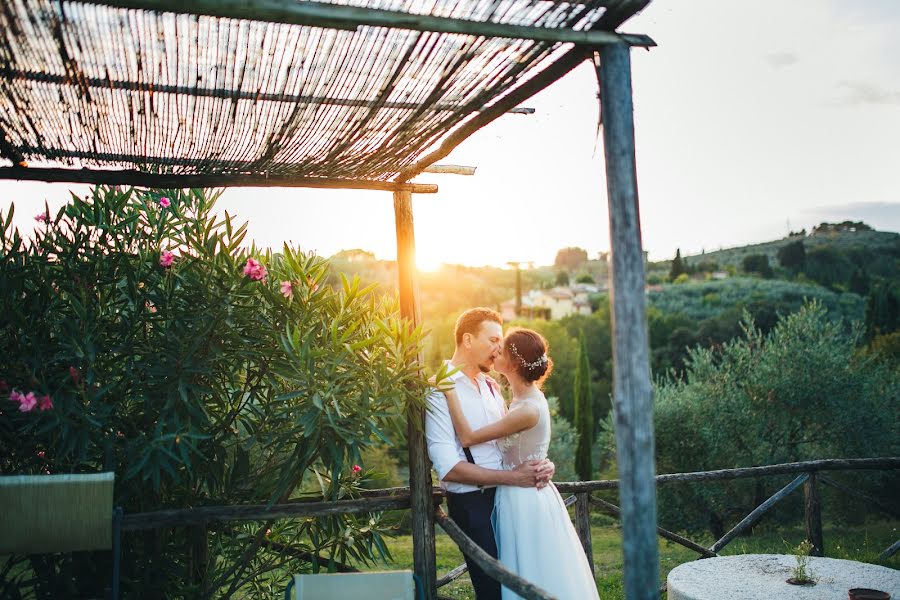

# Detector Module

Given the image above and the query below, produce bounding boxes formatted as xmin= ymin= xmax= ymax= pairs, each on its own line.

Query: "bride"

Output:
xmin=442 ymin=327 xmax=600 ymax=600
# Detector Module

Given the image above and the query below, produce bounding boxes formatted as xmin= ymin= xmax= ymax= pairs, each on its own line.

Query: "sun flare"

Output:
xmin=415 ymin=249 xmax=445 ymax=272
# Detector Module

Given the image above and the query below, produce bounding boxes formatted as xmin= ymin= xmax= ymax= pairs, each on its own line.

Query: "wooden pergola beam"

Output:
xmin=87 ymin=0 xmax=656 ymax=48
xmin=422 ymin=164 xmax=476 ymax=176
xmin=0 ymin=67 xmax=534 ymax=117
xmin=396 ymin=0 xmax=652 ymax=182
xmin=0 ymin=167 xmax=437 ymax=193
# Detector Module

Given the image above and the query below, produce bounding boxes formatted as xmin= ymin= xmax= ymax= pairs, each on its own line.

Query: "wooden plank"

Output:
xmin=555 ymin=457 xmax=900 ymax=493
xmin=575 ymin=493 xmax=594 ymax=576
xmin=435 ymin=507 xmax=557 ymax=600
xmin=591 ymin=497 xmax=717 ymax=559
xmin=596 ymin=42 xmax=658 ymax=600
xmin=804 ymin=472 xmax=824 ymax=557
xmin=393 ymin=189 xmax=436 ymax=600
xmin=0 ymin=166 xmax=437 ymax=193
xmin=422 ymin=164 xmax=477 ymax=175
xmin=89 ymin=0 xmax=655 ymax=48
xmin=709 ymin=474 xmax=809 ymax=554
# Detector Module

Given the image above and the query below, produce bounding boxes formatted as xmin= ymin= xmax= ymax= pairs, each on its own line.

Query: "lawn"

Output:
xmin=365 ymin=511 xmax=899 ymax=599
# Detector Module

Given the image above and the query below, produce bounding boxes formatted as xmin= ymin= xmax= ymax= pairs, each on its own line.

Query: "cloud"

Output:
xmin=765 ymin=52 xmax=798 ymax=68
xmin=836 ymin=81 xmax=900 ymax=106
xmin=801 ymin=201 xmax=900 ymax=232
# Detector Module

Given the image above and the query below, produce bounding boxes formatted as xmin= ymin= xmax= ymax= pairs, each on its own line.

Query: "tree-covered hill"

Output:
xmin=647 ymin=277 xmax=865 ymax=324
xmin=668 ymin=225 xmax=899 ymax=280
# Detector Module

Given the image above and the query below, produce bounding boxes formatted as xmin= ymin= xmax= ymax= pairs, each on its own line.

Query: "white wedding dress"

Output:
xmin=491 ymin=391 xmax=601 ymax=600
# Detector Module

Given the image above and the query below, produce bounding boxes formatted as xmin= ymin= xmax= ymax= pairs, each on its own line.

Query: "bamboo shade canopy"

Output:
xmin=0 ymin=0 xmax=650 ymax=187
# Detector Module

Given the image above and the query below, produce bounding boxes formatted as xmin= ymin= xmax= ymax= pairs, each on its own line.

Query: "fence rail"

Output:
xmin=117 ymin=457 xmax=899 ymax=599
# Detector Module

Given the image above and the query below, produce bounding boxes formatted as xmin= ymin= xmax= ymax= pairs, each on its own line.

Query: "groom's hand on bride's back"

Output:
xmin=510 ymin=459 xmax=556 ymax=489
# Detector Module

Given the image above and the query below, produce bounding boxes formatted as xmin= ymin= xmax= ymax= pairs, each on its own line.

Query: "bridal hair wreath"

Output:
xmin=508 ymin=343 xmax=548 ymax=370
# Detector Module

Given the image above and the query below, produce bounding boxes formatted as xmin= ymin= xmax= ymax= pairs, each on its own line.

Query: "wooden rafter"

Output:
xmin=0 ymin=167 xmax=438 ymax=193
xmin=0 ymin=67 xmax=534 ymax=116
xmin=396 ymin=0 xmax=652 ymax=181
xmin=87 ymin=0 xmax=656 ymax=47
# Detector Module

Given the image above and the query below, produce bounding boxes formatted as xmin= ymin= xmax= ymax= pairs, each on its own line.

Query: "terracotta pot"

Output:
xmin=848 ymin=588 xmax=890 ymax=600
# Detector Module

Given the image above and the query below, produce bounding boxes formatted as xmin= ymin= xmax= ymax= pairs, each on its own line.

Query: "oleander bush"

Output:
xmin=0 ymin=186 xmax=428 ymax=598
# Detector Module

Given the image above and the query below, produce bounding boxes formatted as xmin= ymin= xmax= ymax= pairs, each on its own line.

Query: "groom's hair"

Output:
xmin=454 ymin=308 xmax=502 ymax=346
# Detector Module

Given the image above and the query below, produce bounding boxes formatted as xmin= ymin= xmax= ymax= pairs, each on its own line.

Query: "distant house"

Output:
xmin=502 ymin=286 xmax=592 ymax=321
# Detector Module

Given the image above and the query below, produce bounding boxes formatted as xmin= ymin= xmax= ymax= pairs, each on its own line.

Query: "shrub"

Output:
xmin=0 ymin=187 xmax=428 ymax=598
xmin=652 ymin=302 xmax=899 ymax=535
xmin=742 ymin=254 xmax=773 ymax=278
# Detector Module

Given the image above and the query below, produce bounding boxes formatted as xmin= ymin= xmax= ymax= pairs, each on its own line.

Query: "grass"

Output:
xmin=363 ymin=512 xmax=899 ymax=600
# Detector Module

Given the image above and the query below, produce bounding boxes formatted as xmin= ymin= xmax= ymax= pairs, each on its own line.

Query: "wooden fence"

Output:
xmin=119 ymin=457 xmax=900 ymax=600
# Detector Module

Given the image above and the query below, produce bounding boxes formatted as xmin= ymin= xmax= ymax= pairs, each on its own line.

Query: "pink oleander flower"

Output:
xmin=351 ymin=464 xmax=362 ymax=474
xmin=280 ymin=280 xmax=293 ymax=298
xmin=9 ymin=390 xmax=23 ymax=404
xmin=18 ymin=391 xmax=37 ymax=412
xmin=34 ymin=212 xmax=47 ymax=222
xmin=37 ymin=450 xmax=45 ymax=459
xmin=158 ymin=196 xmax=171 ymax=208
xmin=243 ymin=257 xmax=267 ymax=281
xmin=160 ymin=250 xmax=175 ymax=268
xmin=39 ymin=394 xmax=53 ymax=411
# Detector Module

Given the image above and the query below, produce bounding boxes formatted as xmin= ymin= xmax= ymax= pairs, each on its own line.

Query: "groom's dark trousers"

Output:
xmin=446 ymin=487 xmax=501 ymax=600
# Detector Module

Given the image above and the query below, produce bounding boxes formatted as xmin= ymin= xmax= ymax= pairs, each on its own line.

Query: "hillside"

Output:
xmin=647 ymin=277 xmax=865 ymax=324
xmin=671 ymin=227 xmax=899 ymax=272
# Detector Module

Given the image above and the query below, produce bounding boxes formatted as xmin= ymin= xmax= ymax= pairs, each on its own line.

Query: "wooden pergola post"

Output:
xmin=595 ymin=43 xmax=660 ymax=600
xmin=392 ymin=190 xmax=437 ymax=600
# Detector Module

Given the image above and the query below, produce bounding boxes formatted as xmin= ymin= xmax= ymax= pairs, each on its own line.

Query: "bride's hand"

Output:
xmin=535 ymin=459 xmax=555 ymax=488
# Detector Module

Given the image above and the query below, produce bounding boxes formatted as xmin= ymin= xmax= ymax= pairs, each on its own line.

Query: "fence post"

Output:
xmin=575 ymin=492 xmax=594 ymax=575
xmin=596 ymin=42 xmax=660 ymax=600
xmin=804 ymin=471 xmax=824 ymax=556
xmin=393 ymin=189 xmax=436 ymax=600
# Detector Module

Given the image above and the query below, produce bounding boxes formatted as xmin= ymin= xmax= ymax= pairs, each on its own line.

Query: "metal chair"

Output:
xmin=284 ymin=570 xmax=424 ymax=600
xmin=0 ymin=472 xmax=123 ymax=600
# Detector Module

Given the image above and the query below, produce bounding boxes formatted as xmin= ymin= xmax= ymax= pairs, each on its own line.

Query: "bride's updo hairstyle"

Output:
xmin=503 ymin=328 xmax=553 ymax=387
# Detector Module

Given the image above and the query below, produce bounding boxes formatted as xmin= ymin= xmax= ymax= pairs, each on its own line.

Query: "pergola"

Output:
xmin=0 ymin=1 xmax=659 ymax=598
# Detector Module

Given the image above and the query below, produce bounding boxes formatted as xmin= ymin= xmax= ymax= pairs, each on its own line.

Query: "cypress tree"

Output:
xmin=574 ymin=333 xmax=593 ymax=481
xmin=669 ymin=248 xmax=686 ymax=280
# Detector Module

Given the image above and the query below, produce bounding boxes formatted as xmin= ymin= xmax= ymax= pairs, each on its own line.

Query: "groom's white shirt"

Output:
xmin=425 ymin=361 xmax=506 ymax=493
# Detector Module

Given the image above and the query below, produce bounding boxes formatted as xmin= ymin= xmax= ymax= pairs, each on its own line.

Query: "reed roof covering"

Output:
xmin=0 ymin=0 xmax=649 ymax=187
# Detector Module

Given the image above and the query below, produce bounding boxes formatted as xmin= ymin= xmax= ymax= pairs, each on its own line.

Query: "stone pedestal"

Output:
xmin=667 ymin=554 xmax=899 ymax=600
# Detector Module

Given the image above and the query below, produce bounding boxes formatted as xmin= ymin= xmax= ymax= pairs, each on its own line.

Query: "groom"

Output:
xmin=425 ymin=307 xmax=554 ymax=600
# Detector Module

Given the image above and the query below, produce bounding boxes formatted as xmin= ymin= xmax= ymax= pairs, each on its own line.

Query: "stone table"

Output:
xmin=667 ymin=554 xmax=899 ymax=600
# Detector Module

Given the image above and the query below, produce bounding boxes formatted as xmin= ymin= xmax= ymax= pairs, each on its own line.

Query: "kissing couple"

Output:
xmin=425 ymin=308 xmax=599 ymax=600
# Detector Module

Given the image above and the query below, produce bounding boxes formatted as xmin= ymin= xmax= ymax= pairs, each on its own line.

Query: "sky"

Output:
xmin=2 ymin=0 xmax=899 ymax=270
